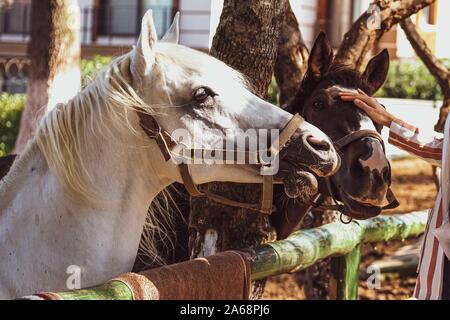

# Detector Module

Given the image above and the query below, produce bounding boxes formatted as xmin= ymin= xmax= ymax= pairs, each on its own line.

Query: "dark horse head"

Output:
xmin=291 ymin=33 xmax=393 ymax=220
xmin=272 ymin=33 xmax=396 ymax=237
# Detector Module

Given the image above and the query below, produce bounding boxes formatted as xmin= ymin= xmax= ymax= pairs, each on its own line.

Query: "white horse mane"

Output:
xmin=35 ymin=53 xmax=151 ymax=204
xmin=7 ymin=52 xmax=181 ymax=266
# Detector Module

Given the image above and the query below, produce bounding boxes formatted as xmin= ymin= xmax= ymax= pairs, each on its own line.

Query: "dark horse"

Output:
xmin=273 ymin=33 xmax=398 ymax=239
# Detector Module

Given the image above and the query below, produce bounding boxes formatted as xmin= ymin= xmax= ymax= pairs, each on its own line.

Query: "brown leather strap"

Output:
xmin=181 ymin=149 xmax=267 ymax=165
xmin=334 ymin=130 xmax=384 ymax=151
xmin=383 ymin=188 xmax=400 ymax=210
xmin=135 ymin=108 xmax=177 ymax=161
xmin=274 ymin=114 xmax=304 ymax=153
xmin=179 ymin=163 xmax=273 ymax=214
xmin=203 ymin=191 xmax=262 ymax=212
xmin=260 ymin=175 xmax=274 ymax=214
xmin=179 ymin=163 xmax=204 ymax=197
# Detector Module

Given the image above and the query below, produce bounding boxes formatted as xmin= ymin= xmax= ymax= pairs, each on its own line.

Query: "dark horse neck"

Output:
xmin=0 ymin=155 xmax=16 ymax=180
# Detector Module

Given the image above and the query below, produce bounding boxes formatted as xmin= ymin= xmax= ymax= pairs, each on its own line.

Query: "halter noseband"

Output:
xmin=137 ymin=108 xmax=304 ymax=214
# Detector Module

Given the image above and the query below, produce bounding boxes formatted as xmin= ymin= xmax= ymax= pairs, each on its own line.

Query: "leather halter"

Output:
xmin=137 ymin=108 xmax=304 ymax=214
xmin=334 ymin=130 xmax=385 ymax=151
xmin=310 ymin=126 xmax=399 ymax=222
xmin=117 ymin=58 xmax=303 ymax=215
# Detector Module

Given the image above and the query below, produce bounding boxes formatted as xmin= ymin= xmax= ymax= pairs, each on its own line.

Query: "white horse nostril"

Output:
xmin=307 ymin=136 xmax=331 ymax=152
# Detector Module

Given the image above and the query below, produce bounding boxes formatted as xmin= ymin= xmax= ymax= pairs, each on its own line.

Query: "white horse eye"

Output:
xmin=193 ymin=87 xmax=216 ymax=103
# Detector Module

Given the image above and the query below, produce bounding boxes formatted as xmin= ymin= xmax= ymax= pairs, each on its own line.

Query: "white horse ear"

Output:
xmin=161 ymin=12 xmax=180 ymax=44
xmin=131 ymin=10 xmax=158 ymax=78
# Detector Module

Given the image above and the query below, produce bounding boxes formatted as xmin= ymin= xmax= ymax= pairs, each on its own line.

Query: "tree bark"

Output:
xmin=274 ymin=1 xmax=309 ymax=107
xmin=301 ymin=209 xmax=340 ymax=299
xmin=335 ymin=0 xmax=437 ymax=70
xmin=400 ymin=18 xmax=450 ymax=133
xmin=189 ymin=0 xmax=286 ymax=299
xmin=14 ymin=0 xmax=81 ymax=153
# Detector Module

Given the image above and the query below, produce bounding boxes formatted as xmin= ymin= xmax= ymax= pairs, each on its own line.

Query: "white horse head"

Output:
xmin=128 ymin=11 xmax=338 ymax=186
xmin=0 ymin=11 xmax=338 ymax=299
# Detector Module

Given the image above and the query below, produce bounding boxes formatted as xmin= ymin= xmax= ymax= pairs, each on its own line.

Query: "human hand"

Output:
xmin=339 ymin=89 xmax=395 ymax=127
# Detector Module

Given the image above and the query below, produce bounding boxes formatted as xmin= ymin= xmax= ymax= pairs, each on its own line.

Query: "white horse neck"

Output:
xmin=0 ymin=116 xmax=169 ymax=299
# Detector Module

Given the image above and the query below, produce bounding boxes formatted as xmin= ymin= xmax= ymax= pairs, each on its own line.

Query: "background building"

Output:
xmin=0 ymin=0 xmax=213 ymax=57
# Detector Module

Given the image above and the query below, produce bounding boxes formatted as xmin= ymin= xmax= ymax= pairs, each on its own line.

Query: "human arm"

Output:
xmin=340 ymin=89 xmax=443 ymax=166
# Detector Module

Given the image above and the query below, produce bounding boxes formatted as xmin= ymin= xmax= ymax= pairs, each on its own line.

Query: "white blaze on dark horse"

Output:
xmin=0 ymin=11 xmax=339 ymax=299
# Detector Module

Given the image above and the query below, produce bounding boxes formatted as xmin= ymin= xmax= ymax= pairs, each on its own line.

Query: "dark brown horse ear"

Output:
xmin=308 ymin=32 xmax=334 ymax=79
xmin=362 ymin=49 xmax=390 ymax=95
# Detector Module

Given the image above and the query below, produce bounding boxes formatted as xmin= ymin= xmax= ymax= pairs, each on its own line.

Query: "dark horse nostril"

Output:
xmin=307 ymin=136 xmax=331 ymax=152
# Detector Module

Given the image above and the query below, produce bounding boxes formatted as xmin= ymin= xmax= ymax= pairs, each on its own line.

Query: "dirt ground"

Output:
xmin=263 ymin=157 xmax=438 ymax=300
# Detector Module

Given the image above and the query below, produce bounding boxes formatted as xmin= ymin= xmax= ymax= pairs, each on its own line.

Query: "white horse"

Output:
xmin=0 ymin=11 xmax=339 ymax=299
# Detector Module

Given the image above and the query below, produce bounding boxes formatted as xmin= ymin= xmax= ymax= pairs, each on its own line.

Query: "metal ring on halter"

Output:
xmin=339 ymin=213 xmax=353 ymax=224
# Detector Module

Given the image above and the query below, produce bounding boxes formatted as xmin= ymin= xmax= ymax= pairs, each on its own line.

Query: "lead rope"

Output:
xmin=309 ymin=178 xmax=353 ymax=225
xmin=325 ymin=177 xmax=353 ymax=225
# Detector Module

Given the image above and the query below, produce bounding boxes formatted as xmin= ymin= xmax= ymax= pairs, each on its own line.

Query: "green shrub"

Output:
xmin=0 ymin=56 xmax=112 ymax=156
xmin=0 ymin=93 xmax=25 ymax=156
xmin=377 ymin=58 xmax=450 ymax=100
xmin=267 ymin=76 xmax=280 ymax=106
xmin=81 ymin=55 xmax=113 ymax=86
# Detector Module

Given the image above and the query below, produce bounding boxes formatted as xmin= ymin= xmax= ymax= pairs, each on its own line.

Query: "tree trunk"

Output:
xmin=335 ymin=0 xmax=437 ymax=70
xmin=274 ymin=1 xmax=309 ymax=107
xmin=435 ymin=97 xmax=450 ymax=133
xmin=189 ymin=0 xmax=286 ymax=299
xmin=14 ymin=0 xmax=81 ymax=153
xmin=294 ymin=202 xmax=339 ymax=300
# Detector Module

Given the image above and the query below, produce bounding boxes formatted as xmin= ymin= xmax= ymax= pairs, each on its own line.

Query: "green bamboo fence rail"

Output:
xmin=250 ymin=210 xmax=427 ymax=280
xmin=45 ymin=210 xmax=429 ymax=300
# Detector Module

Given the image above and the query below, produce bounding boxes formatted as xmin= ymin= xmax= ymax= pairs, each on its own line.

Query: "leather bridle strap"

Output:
xmin=334 ymin=130 xmax=385 ymax=151
xmin=137 ymin=107 xmax=176 ymax=162
xmin=180 ymin=161 xmax=274 ymax=212
xmin=138 ymin=110 xmax=304 ymax=215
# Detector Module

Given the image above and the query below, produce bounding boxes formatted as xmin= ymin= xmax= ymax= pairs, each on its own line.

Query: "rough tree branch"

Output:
xmin=400 ymin=17 xmax=450 ymax=132
xmin=336 ymin=0 xmax=437 ymax=70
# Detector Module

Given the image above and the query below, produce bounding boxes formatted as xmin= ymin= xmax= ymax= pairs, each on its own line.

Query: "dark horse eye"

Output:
xmin=312 ymin=100 xmax=325 ymax=110
xmin=193 ymin=87 xmax=216 ymax=103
